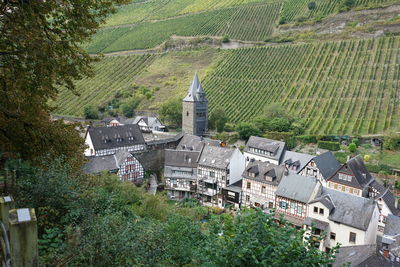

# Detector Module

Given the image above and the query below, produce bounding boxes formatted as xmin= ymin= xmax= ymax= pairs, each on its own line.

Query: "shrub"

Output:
xmin=318 ymin=141 xmax=340 ymax=151
xmin=222 ymin=35 xmax=230 ymax=43
xmin=83 ymin=105 xmax=99 ymax=119
xmin=352 ymin=138 xmax=360 ymax=147
xmin=279 ymin=16 xmax=287 ymax=25
xmin=235 ymin=122 xmax=261 ymax=140
xmin=308 ymin=2 xmax=316 ymax=10
xmin=384 ymin=132 xmax=400 ymax=151
xmin=365 ymin=164 xmax=392 ymax=174
xmin=348 ymin=143 xmax=357 ymax=153
xmin=296 ymin=135 xmax=318 ymax=144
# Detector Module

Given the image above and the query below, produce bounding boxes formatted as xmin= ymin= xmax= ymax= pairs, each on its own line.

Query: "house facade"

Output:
xmin=197 ymin=146 xmax=245 ymax=207
xmin=243 ymin=136 xmax=286 ymax=165
xmin=275 ymin=174 xmax=321 ymax=227
xmin=164 ymin=150 xmax=199 ymax=200
xmin=306 ymin=188 xmax=379 ymax=251
xmin=83 ymin=150 xmax=144 ymax=183
xmin=84 ymin=125 xmax=146 ymax=157
xmin=133 ymin=116 xmax=165 ymax=133
xmin=299 ymin=151 xmax=341 ymax=186
xmin=326 ymin=156 xmax=373 ymax=197
xmin=241 ymin=161 xmax=285 ymax=209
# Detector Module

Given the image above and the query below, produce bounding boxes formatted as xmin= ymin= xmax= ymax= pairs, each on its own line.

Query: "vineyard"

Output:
xmin=203 ymin=36 xmax=400 ymax=135
xmin=53 ymin=54 xmax=158 ymax=116
xmin=88 ymin=2 xmax=282 ymax=53
xmin=104 ymin=0 xmax=273 ymax=27
xmin=282 ymin=0 xmax=397 ymax=22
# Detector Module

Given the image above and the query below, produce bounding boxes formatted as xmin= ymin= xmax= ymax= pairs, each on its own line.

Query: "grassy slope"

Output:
xmin=53 ymin=49 xmax=220 ymax=116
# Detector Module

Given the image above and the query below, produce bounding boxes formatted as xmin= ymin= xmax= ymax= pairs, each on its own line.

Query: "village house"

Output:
xmin=101 ymin=117 xmax=135 ymax=127
xmin=326 ymin=155 xmax=374 ymax=197
xmin=282 ymin=150 xmax=314 ymax=174
xmin=164 ymin=149 xmax=199 ymax=200
xmin=275 ymin=174 xmax=322 ymax=227
xmin=306 ymin=188 xmax=379 ymax=252
xmin=243 ymin=136 xmax=286 ymax=165
xmin=133 ymin=116 xmax=166 ymax=133
xmin=381 ymin=214 xmax=400 ymax=259
xmin=299 ymin=151 xmax=341 ymax=186
xmin=84 ymin=125 xmax=146 ymax=156
xmin=197 ymin=145 xmax=245 ymax=207
xmin=83 ymin=150 xmax=144 ymax=183
xmin=222 ymin=180 xmax=243 ymax=209
xmin=241 ymin=160 xmax=285 ymax=210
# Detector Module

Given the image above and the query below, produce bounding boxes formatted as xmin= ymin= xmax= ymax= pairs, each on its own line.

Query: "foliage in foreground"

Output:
xmin=6 ymin=158 xmax=338 ymax=266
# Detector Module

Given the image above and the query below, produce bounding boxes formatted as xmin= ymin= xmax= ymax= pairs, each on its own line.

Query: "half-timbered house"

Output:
xmin=299 ymin=151 xmax=341 ymax=186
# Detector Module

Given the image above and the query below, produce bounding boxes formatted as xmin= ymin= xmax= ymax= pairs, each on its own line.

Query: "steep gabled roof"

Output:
xmin=329 ymin=155 xmax=373 ymax=189
xmin=164 ymin=149 xmax=200 ymax=168
xmin=384 ymin=214 xmax=400 ymax=236
xmin=244 ymin=136 xmax=286 ymax=162
xmin=275 ymin=174 xmax=319 ymax=203
xmin=177 ymin=134 xmax=220 ymax=151
xmin=317 ymin=188 xmax=377 ymax=231
xmin=242 ymin=160 xmax=285 ymax=186
xmin=282 ymin=151 xmax=314 ymax=173
xmin=198 ymin=146 xmax=235 ymax=169
xmin=313 ymin=151 xmax=341 ymax=179
xmin=183 ymin=73 xmax=207 ymax=102
xmin=371 ymin=180 xmax=400 ymax=216
xmin=87 ymin=125 xmax=145 ymax=151
xmin=83 ymin=150 xmax=133 ymax=174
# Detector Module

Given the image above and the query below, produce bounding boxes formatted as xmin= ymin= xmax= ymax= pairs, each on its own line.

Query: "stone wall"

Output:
xmin=134 ymin=149 xmax=166 ymax=172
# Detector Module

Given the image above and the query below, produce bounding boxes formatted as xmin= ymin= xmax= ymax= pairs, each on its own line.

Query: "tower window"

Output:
xmin=186 ymin=111 xmax=189 ymax=116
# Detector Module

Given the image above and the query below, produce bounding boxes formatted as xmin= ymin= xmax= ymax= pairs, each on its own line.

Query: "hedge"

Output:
xmin=317 ymin=141 xmax=340 ymax=151
xmin=296 ymin=135 xmax=318 ymax=144
xmin=365 ymin=164 xmax=392 ymax=174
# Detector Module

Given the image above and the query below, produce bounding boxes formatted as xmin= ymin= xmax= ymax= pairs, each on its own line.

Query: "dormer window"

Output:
xmin=338 ymin=173 xmax=352 ymax=182
xmin=265 ymin=175 xmax=273 ymax=182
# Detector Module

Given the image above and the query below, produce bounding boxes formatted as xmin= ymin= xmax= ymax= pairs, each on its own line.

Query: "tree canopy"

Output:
xmin=0 ymin=0 xmax=128 ymax=165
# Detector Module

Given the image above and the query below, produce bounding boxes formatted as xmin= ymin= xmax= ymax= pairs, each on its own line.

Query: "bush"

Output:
xmin=348 ymin=143 xmax=357 ymax=153
xmin=279 ymin=16 xmax=287 ymax=25
xmin=384 ymin=132 xmax=400 ymax=151
xmin=308 ymin=2 xmax=316 ymax=10
xmin=352 ymin=138 xmax=360 ymax=147
xmin=83 ymin=105 xmax=98 ymax=119
xmin=334 ymin=152 xmax=350 ymax=164
xmin=222 ymin=35 xmax=230 ymax=43
xmin=365 ymin=164 xmax=392 ymax=174
xmin=235 ymin=122 xmax=261 ymax=140
xmin=120 ymin=98 xmax=140 ymax=118
xmin=318 ymin=141 xmax=340 ymax=151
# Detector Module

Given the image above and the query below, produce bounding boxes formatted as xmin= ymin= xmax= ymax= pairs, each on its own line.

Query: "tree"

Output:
xmin=0 ymin=0 xmax=128 ymax=165
xmin=348 ymin=143 xmax=357 ymax=153
xmin=83 ymin=105 xmax=99 ymax=120
xmin=384 ymin=132 xmax=400 ymax=151
xmin=235 ymin=122 xmax=261 ymax=140
xmin=120 ymin=98 xmax=140 ymax=118
xmin=159 ymin=98 xmax=182 ymax=128
xmin=209 ymin=108 xmax=228 ymax=132
xmin=308 ymin=2 xmax=317 ymax=10
xmin=263 ymin=103 xmax=287 ymax=119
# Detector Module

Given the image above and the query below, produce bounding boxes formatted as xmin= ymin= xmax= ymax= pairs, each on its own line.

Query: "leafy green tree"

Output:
xmin=83 ymin=105 xmax=99 ymax=119
xmin=348 ymin=143 xmax=357 ymax=153
xmin=384 ymin=132 xmax=400 ymax=151
xmin=159 ymin=98 xmax=182 ymax=127
xmin=0 ymin=0 xmax=128 ymax=164
xmin=120 ymin=98 xmax=140 ymax=118
xmin=308 ymin=2 xmax=317 ymax=10
xmin=267 ymin=117 xmax=292 ymax=132
xmin=209 ymin=108 xmax=228 ymax=132
xmin=235 ymin=122 xmax=261 ymax=140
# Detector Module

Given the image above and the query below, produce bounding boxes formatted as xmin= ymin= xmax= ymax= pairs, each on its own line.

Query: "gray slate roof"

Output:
xmin=384 ymin=215 xmax=400 ymax=236
xmin=244 ymin=136 xmax=286 ymax=162
xmin=313 ymin=151 xmax=341 ymax=179
xmin=319 ymin=188 xmax=377 ymax=231
xmin=329 ymin=155 xmax=373 ymax=189
xmin=83 ymin=150 xmax=132 ymax=174
xmin=282 ymin=151 xmax=313 ymax=173
xmin=177 ymin=134 xmax=220 ymax=151
xmin=164 ymin=149 xmax=200 ymax=168
xmin=225 ymin=180 xmax=242 ymax=193
xmin=87 ymin=125 xmax=145 ymax=151
xmin=198 ymin=146 xmax=235 ymax=169
xmin=371 ymin=180 xmax=400 ymax=216
xmin=309 ymin=194 xmax=335 ymax=213
xmin=132 ymin=116 xmax=161 ymax=127
xmin=183 ymin=73 xmax=207 ymax=102
xmin=242 ymin=161 xmax=285 ymax=186
xmin=333 ymin=244 xmax=377 ymax=267
xmin=275 ymin=174 xmax=319 ymax=203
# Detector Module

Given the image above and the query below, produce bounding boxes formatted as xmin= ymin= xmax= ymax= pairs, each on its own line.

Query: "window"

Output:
xmin=261 ymin=186 xmax=266 ymax=194
xmin=186 ymin=111 xmax=189 ymax=116
xmin=319 ymin=208 xmax=324 ymax=215
xmin=349 ymin=232 xmax=356 ymax=243
xmin=246 ymin=195 xmax=250 ymax=202
xmin=247 ymin=182 xmax=251 ymax=189
xmin=339 ymin=173 xmax=352 ymax=182
xmin=330 ymin=232 xmax=336 ymax=240
xmin=279 ymin=201 xmax=287 ymax=209
xmin=297 ymin=206 xmax=302 ymax=215
xmin=314 ymin=206 xmax=318 ymax=213
xmin=210 ymin=171 xmax=215 ymax=178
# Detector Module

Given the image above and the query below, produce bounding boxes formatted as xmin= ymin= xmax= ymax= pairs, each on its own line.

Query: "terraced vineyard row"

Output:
xmin=282 ymin=0 xmax=396 ymax=22
xmin=88 ymin=3 xmax=281 ymax=53
xmin=54 ymin=54 xmax=158 ymax=116
xmin=104 ymin=0 xmax=273 ymax=27
xmin=203 ymin=36 xmax=400 ymax=135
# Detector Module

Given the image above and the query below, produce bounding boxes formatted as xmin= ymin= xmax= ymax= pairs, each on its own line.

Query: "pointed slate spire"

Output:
xmin=183 ymin=72 xmax=205 ymax=102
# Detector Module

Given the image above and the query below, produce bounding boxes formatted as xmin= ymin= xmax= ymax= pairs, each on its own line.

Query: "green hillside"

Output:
xmin=204 ymin=36 xmax=400 ymax=135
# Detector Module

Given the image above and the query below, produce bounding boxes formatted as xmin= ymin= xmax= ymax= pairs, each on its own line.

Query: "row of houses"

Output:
xmin=164 ymin=135 xmax=400 ymax=256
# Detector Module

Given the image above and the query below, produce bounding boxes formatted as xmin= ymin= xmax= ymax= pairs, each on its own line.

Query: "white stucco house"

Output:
xmin=243 ymin=136 xmax=286 ymax=165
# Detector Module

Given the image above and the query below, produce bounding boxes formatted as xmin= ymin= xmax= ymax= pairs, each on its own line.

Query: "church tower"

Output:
xmin=182 ymin=73 xmax=208 ymax=136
